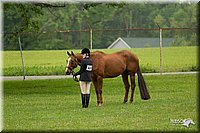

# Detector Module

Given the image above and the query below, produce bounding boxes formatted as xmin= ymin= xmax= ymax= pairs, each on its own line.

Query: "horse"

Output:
xmin=66 ymin=50 xmax=150 ymax=107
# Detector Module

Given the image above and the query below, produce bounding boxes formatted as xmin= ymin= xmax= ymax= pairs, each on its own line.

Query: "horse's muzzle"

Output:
xmin=66 ymin=72 xmax=70 ymax=75
xmin=66 ymin=71 xmax=71 ymax=75
xmin=66 ymin=67 xmax=73 ymax=75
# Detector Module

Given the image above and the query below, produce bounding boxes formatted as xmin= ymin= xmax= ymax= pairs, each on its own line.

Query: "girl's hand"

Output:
xmin=73 ymin=75 xmax=79 ymax=82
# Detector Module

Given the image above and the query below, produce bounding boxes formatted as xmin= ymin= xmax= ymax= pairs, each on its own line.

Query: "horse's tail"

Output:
xmin=137 ymin=66 xmax=150 ymax=100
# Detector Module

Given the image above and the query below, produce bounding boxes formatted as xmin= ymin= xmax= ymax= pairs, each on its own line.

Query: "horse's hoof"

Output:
xmin=124 ymin=100 xmax=128 ymax=103
xmin=130 ymin=100 xmax=133 ymax=103
xmin=98 ymin=103 xmax=102 ymax=107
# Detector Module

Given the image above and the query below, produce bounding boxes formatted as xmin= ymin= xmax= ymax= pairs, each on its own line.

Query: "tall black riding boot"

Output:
xmin=81 ymin=93 xmax=86 ymax=108
xmin=85 ymin=94 xmax=90 ymax=108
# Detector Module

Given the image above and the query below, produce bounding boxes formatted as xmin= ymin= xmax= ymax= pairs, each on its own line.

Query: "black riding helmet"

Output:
xmin=81 ymin=48 xmax=90 ymax=56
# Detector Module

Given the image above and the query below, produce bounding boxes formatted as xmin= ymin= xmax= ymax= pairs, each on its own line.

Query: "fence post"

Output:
xmin=156 ymin=23 xmax=163 ymax=75
xmin=159 ymin=28 xmax=163 ymax=75
xmin=18 ymin=35 xmax=25 ymax=80
xmin=90 ymin=29 xmax=93 ymax=50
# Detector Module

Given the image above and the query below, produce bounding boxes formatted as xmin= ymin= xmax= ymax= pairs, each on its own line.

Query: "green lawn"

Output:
xmin=3 ymin=74 xmax=198 ymax=131
xmin=2 ymin=46 xmax=199 ymax=76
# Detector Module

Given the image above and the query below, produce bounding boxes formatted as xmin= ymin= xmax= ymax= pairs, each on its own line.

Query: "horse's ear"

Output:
xmin=71 ymin=51 xmax=75 ymax=56
xmin=67 ymin=51 xmax=71 ymax=56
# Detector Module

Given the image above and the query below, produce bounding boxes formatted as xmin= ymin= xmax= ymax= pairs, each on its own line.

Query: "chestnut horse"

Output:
xmin=66 ymin=50 xmax=150 ymax=106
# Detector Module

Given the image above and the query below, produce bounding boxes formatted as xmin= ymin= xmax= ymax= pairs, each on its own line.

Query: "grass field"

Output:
xmin=2 ymin=46 xmax=199 ymax=76
xmin=3 ymin=74 xmax=198 ymax=131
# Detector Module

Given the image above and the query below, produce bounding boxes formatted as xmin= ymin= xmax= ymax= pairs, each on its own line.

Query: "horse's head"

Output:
xmin=65 ymin=51 xmax=80 ymax=75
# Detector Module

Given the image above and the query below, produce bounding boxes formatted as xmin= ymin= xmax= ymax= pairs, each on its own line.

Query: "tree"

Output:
xmin=3 ymin=2 xmax=197 ymax=50
xmin=169 ymin=4 xmax=197 ymax=46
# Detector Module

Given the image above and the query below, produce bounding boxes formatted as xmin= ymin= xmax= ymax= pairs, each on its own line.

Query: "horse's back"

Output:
xmin=92 ymin=50 xmax=139 ymax=63
xmin=112 ymin=50 xmax=139 ymax=62
xmin=91 ymin=50 xmax=139 ymax=77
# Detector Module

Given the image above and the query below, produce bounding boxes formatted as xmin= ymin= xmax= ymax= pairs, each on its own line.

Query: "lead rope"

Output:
xmin=71 ymin=67 xmax=79 ymax=82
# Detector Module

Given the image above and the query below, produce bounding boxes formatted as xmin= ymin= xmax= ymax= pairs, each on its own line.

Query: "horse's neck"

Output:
xmin=76 ymin=52 xmax=105 ymax=62
xmin=75 ymin=54 xmax=83 ymax=63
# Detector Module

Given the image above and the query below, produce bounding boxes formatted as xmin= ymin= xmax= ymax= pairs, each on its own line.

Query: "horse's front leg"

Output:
xmin=92 ymin=76 xmax=100 ymax=106
xmin=93 ymin=75 xmax=103 ymax=106
xmin=93 ymin=81 xmax=100 ymax=106
xmin=97 ymin=76 xmax=103 ymax=106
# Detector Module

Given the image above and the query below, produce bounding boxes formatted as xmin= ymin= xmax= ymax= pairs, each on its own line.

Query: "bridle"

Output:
xmin=67 ymin=57 xmax=81 ymax=74
xmin=66 ymin=57 xmax=80 ymax=82
xmin=67 ymin=66 xmax=75 ymax=74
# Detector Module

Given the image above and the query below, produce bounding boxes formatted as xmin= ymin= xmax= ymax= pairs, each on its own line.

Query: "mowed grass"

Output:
xmin=3 ymin=74 xmax=198 ymax=131
xmin=2 ymin=46 xmax=199 ymax=76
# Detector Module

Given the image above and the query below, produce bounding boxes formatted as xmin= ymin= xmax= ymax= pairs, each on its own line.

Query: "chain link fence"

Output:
xmin=4 ymin=27 xmax=197 ymax=50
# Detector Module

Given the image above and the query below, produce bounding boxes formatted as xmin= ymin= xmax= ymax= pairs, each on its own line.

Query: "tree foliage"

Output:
xmin=3 ymin=2 xmax=197 ymax=50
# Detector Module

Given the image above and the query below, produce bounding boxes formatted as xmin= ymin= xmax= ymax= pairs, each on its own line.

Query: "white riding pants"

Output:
xmin=79 ymin=81 xmax=91 ymax=94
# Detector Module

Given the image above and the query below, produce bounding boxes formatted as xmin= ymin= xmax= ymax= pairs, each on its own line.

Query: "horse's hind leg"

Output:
xmin=122 ymin=72 xmax=130 ymax=103
xmin=130 ymin=73 xmax=136 ymax=103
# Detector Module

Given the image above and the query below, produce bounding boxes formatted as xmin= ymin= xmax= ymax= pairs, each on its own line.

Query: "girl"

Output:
xmin=73 ymin=48 xmax=93 ymax=108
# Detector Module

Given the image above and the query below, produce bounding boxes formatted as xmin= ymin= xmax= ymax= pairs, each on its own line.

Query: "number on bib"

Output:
xmin=86 ymin=65 xmax=92 ymax=71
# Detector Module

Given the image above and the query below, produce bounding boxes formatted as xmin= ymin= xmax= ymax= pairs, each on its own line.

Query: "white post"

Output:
xmin=159 ymin=28 xmax=163 ymax=75
xmin=18 ymin=35 xmax=25 ymax=80
xmin=90 ymin=29 xmax=92 ymax=50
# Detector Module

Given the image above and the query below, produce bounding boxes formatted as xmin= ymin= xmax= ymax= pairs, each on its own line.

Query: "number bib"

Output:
xmin=86 ymin=65 xmax=92 ymax=71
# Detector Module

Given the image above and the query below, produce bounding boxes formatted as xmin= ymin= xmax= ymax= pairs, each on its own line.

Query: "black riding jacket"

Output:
xmin=74 ymin=57 xmax=93 ymax=82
